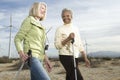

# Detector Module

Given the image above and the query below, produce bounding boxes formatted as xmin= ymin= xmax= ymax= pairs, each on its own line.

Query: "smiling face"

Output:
xmin=38 ymin=4 xmax=46 ymax=20
xmin=61 ymin=9 xmax=73 ymax=24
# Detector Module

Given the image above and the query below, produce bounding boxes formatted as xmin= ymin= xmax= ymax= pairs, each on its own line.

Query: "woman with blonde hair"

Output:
xmin=14 ymin=2 xmax=52 ymax=80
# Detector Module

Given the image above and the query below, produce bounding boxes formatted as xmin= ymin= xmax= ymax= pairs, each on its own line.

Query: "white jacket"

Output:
xmin=54 ymin=23 xmax=84 ymax=58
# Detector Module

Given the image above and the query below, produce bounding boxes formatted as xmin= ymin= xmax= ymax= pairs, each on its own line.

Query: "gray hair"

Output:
xmin=61 ymin=8 xmax=73 ymax=18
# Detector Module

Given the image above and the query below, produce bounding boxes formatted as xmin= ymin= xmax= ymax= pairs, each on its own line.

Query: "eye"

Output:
xmin=62 ymin=16 xmax=65 ymax=18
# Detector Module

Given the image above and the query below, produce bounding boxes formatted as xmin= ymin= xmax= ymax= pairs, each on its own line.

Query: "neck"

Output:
xmin=64 ymin=22 xmax=72 ymax=25
xmin=34 ymin=16 xmax=40 ymax=21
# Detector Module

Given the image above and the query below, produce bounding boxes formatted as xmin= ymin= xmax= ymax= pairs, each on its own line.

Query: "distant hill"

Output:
xmin=47 ymin=48 xmax=120 ymax=58
xmin=88 ymin=51 xmax=120 ymax=58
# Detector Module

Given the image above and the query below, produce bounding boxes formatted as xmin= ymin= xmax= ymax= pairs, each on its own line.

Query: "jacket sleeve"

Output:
xmin=54 ymin=27 xmax=63 ymax=50
xmin=14 ymin=17 xmax=31 ymax=52
xmin=78 ymin=36 xmax=85 ymax=52
xmin=77 ymin=31 xmax=85 ymax=52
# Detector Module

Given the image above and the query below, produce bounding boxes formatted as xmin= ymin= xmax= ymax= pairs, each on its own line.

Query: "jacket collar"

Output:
xmin=29 ymin=16 xmax=45 ymax=30
xmin=63 ymin=23 xmax=73 ymax=27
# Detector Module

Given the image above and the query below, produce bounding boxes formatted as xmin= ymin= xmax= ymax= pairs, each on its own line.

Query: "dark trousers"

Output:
xmin=59 ymin=55 xmax=84 ymax=80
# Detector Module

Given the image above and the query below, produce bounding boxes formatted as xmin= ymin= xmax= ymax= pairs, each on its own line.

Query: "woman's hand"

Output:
xmin=62 ymin=33 xmax=75 ymax=46
xmin=85 ymin=58 xmax=90 ymax=67
xmin=81 ymin=51 xmax=90 ymax=67
xmin=68 ymin=33 xmax=75 ymax=40
xmin=44 ymin=55 xmax=52 ymax=72
xmin=18 ymin=50 xmax=29 ymax=62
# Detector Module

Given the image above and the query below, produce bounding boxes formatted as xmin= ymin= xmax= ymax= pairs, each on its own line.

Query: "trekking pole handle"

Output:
xmin=27 ymin=50 xmax=32 ymax=67
xmin=45 ymin=44 xmax=49 ymax=50
xmin=71 ymin=38 xmax=74 ymax=44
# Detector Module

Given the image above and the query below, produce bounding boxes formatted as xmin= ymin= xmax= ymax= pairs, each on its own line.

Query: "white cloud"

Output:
xmin=87 ymin=35 xmax=120 ymax=52
xmin=0 ymin=13 xmax=6 ymax=20
xmin=0 ymin=0 xmax=25 ymax=2
xmin=0 ymin=0 xmax=120 ymax=57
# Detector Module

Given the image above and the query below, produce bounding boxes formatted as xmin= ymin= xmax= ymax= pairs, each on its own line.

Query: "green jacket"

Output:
xmin=14 ymin=16 xmax=46 ymax=61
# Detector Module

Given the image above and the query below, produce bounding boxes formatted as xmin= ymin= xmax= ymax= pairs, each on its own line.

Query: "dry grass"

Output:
xmin=0 ymin=58 xmax=120 ymax=80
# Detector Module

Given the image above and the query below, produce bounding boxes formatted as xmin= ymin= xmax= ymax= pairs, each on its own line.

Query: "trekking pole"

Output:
xmin=13 ymin=50 xmax=32 ymax=80
xmin=71 ymin=38 xmax=77 ymax=80
xmin=13 ymin=62 xmax=25 ymax=80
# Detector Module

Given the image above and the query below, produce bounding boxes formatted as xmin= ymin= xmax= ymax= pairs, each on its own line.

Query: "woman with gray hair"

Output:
xmin=54 ymin=8 xmax=90 ymax=80
xmin=14 ymin=2 xmax=52 ymax=80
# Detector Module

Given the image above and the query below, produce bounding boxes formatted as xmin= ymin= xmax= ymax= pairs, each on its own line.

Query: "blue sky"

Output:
xmin=0 ymin=0 xmax=120 ymax=58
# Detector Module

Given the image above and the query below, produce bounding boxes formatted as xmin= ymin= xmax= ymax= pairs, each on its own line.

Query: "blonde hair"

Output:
xmin=61 ymin=8 xmax=73 ymax=18
xmin=29 ymin=2 xmax=47 ymax=21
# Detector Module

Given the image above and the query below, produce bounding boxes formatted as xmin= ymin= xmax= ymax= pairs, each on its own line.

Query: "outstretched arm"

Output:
xmin=81 ymin=51 xmax=90 ymax=67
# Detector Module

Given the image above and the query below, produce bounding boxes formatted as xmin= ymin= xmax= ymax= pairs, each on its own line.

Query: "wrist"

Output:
xmin=18 ymin=50 xmax=23 ymax=54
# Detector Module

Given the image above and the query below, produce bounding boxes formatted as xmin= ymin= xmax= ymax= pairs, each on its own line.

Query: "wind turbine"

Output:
xmin=0 ymin=14 xmax=18 ymax=58
xmin=84 ymin=38 xmax=91 ymax=59
xmin=0 ymin=15 xmax=12 ymax=58
xmin=84 ymin=39 xmax=88 ymax=54
xmin=8 ymin=14 xmax=12 ymax=59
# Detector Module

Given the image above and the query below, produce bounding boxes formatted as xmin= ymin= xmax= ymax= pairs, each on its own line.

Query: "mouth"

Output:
xmin=63 ymin=18 xmax=70 ymax=21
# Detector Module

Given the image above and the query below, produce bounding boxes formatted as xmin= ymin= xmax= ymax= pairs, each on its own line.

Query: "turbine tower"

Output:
xmin=8 ymin=14 xmax=12 ymax=59
xmin=84 ymin=39 xmax=88 ymax=54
